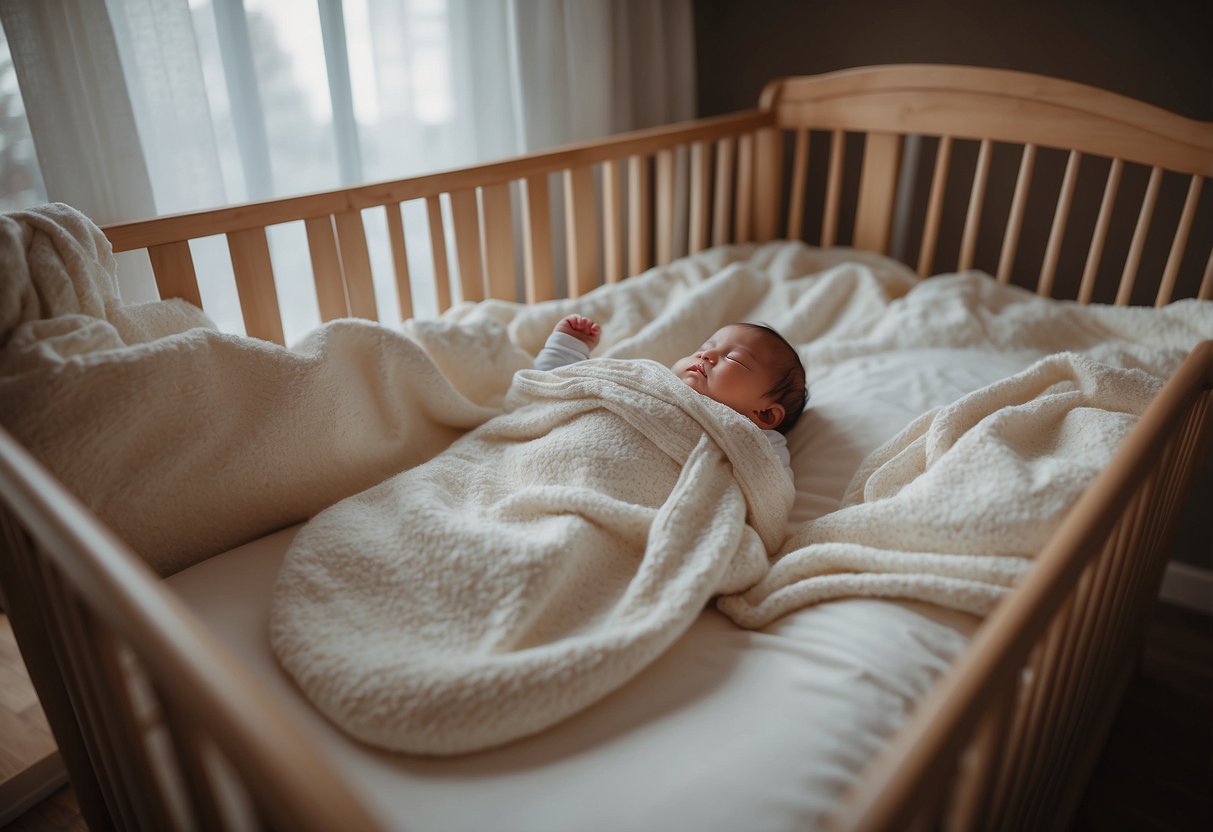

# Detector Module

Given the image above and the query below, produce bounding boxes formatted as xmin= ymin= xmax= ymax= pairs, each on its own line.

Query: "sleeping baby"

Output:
xmin=536 ymin=314 xmax=807 ymax=475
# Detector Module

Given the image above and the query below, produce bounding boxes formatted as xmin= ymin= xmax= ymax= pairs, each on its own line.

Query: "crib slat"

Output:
xmin=656 ymin=149 xmax=675 ymax=265
xmin=384 ymin=203 xmax=413 ymax=321
xmin=480 ymin=182 xmax=516 ymax=301
xmin=148 ymin=241 xmax=203 ymax=309
xmin=946 ymin=685 xmax=1013 ymax=832
xmin=712 ymin=136 xmax=735 ymax=246
xmin=602 ymin=159 xmax=623 ymax=283
xmin=1079 ymin=158 xmax=1124 ymax=304
xmin=628 ymin=154 xmax=651 ymax=274
xmin=1115 ymin=166 xmax=1163 ymax=305
xmin=333 ymin=210 xmax=377 ymax=320
xmin=1038 ymin=150 xmax=1082 ymax=297
xmin=853 ymin=132 xmax=901 ymax=254
xmin=918 ymin=136 xmax=953 ymax=277
xmin=689 ymin=141 xmax=711 ymax=254
xmin=786 ymin=128 xmax=810 ymax=241
xmin=735 ymin=133 xmax=755 ymax=243
xmin=753 ymin=127 xmax=782 ymax=241
xmin=959 ymin=139 xmax=993 ymax=272
xmin=996 ymin=144 xmax=1037 ymax=284
xmin=304 ymin=216 xmax=349 ymax=322
xmin=226 ymin=227 xmax=285 ymax=344
xmin=425 ymin=196 xmax=452 ymax=313
xmin=1156 ymin=175 xmax=1203 ymax=306
xmin=522 ymin=174 xmax=555 ymax=302
xmin=449 ymin=189 xmax=485 ymax=302
xmin=565 ymin=164 xmax=598 ymax=298
xmin=822 ymin=129 xmax=845 ymax=247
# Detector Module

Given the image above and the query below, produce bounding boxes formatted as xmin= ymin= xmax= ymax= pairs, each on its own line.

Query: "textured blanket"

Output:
xmin=270 ymin=359 xmax=792 ymax=754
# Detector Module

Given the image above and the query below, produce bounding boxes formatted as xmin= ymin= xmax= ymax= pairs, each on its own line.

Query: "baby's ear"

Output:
xmin=756 ymin=403 xmax=785 ymax=430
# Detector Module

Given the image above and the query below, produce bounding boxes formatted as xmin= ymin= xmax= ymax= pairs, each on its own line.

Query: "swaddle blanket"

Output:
xmin=270 ymin=359 xmax=794 ymax=754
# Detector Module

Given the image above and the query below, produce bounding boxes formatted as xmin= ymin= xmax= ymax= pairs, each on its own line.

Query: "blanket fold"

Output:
xmin=270 ymin=359 xmax=793 ymax=754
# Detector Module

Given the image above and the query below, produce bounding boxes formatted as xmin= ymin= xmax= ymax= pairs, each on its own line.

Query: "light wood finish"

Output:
xmin=449 ymin=189 xmax=484 ymax=303
xmin=304 ymin=215 xmax=350 ymax=322
xmin=1038 ymin=150 xmax=1082 ymax=297
xmin=1115 ymin=166 xmax=1163 ymax=305
xmin=627 ymin=155 xmax=651 ymax=275
xmin=479 ymin=182 xmax=516 ymax=301
xmin=821 ymin=129 xmax=845 ymax=247
xmin=425 ymin=196 xmax=452 ymax=313
xmin=752 ymin=127 xmax=782 ymax=240
xmin=688 ymin=141 xmax=711 ymax=254
xmin=564 ymin=165 xmax=598 ymax=298
xmin=958 ymin=139 xmax=992 ymax=272
xmin=1156 ymin=175 xmax=1203 ymax=307
xmin=1201 ymin=247 xmax=1213 ymax=300
xmin=522 ymin=174 xmax=556 ymax=302
xmin=996 ymin=144 xmax=1037 ymax=284
xmin=655 ymin=149 xmax=675 ymax=266
xmin=735 ymin=133 xmax=755 ymax=243
xmin=225 ymin=228 xmax=285 ymax=344
xmin=917 ymin=136 xmax=953 ymax=277
xmin=0 ymin=429 xmax=383 ymax=832
xmin=761 ymin=65 xmax=1213 ymax=177
xmin=711 ymin=136 xmax=735 ymax=247
xmin=602 ymin=160 xmax=623 ymax=283
xmin=333 ymin=210 xmax=377 ymax=320
xmin=1078 ymin=158 xmax=1124 ymax=304
xmin=148 ymin=241 xmax=202 ymax=309
xmin=786 ymin=128 xmax=810 ymax=240
xmin=104 ymin=111 xmax=771 ymax=253
xmin=853 ymin=132 xmax=901 ymax=254
xmin=384 ymin=203 xmax=414 ymax=321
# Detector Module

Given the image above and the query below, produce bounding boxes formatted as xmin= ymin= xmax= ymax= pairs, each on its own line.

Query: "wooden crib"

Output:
xmin=1 ymin=65 xmax=1210 ymax=831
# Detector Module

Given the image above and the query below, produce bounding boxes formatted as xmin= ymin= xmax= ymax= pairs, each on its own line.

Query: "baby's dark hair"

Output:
xmin=738 ymin=323 xmax=808 ymax=435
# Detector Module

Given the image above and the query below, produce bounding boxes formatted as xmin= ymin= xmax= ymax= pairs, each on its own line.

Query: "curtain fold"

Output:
xmin=1 ymin=0 xmax=695 ymax=316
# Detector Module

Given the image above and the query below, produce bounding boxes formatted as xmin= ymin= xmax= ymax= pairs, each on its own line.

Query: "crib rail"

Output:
xmin=103 ymin=110 xmax=773 ymax=344
xmin=0 ymin=429 xmax=380 ymax=832
xmin=758 ymin=65 xmax=1213 ymax=307
xmin=829 ymin=340 xmax=1213 ymax=831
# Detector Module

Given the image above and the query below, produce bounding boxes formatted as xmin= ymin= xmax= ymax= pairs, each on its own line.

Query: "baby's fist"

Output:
xmin=555 ymin=314 xmax=601 ymax=351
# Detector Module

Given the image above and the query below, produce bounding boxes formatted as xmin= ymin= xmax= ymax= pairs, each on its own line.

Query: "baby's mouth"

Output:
xmin=692 ymin=363 xmax=707 ymax=377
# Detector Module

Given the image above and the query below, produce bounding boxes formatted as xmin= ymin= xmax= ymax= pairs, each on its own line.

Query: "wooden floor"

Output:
xmin=1 ymin=602 xmax=1210 ymax=831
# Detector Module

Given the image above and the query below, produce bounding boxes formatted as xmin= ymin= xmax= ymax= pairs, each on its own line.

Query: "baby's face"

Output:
xmin=671 ymin=325 xmax=785 ymax=430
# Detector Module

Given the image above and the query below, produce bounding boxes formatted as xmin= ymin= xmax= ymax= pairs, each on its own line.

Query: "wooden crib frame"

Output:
xmin=2 ymin=65 xmax=1211 ymax=831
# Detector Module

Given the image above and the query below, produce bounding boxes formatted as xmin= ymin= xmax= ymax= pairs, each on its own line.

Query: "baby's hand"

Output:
xmin=554 ymin=314 xmax=601 ymax=351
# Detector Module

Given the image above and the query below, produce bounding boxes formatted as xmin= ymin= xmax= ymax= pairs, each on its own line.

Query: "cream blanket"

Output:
xmin=270 ymin=360 xmax=792 ymax=754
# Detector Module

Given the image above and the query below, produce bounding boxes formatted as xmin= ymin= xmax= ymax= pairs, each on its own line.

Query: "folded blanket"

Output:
xmin=717 ymin=351 xmax=1165 ymax=624
xmin=269 ymin=359 xmax=794 ymax=754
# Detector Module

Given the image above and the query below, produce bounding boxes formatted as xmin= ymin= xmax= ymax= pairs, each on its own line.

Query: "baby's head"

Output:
xmin=671 ymin=323 xmax=807 ymax=434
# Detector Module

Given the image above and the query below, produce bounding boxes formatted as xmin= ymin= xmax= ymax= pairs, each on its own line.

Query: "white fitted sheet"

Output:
xmin=167 ymin=345 xmax=1039 ymax=830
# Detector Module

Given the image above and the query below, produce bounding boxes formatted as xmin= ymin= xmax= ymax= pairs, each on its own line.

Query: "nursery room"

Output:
xmin=0 ymin=0 xmax=1211 ymax=829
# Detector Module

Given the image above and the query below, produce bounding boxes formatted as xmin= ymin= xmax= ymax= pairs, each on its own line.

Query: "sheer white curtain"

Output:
xmin=1 ymin=0 xmax=695 ymax=337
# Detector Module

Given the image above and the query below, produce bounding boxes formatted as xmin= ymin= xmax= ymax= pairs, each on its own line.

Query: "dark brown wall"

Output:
xmin=693 ymin=0 xmax=1212 ymax=119
xmin=692 ymin=0 xmax=1213 ymax=570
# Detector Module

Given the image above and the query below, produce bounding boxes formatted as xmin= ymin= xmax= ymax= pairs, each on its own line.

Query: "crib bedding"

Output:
xmin=168 ymin=340 xmax=1005 ymax=831
xmin=270 ymin=358 xmax=794 ymax=755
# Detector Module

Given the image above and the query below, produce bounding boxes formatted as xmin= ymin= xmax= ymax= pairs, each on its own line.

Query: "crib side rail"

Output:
xmin=829 ymin=339 xmax=1213 ymax=831
xmin=101 ymin=110 xmax=773 ymax=345
xmin=0 ymin=428 xmax=383 ymax=832
xmin=757 ymin=65 xmax=1213 ymax=307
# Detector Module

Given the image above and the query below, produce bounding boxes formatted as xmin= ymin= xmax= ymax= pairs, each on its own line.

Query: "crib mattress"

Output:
xmin=167 ymin=344 xmax=1043 ymax=830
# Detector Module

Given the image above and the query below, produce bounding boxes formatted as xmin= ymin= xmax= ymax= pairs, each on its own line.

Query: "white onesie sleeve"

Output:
xmin=534 ymin=330 xmax=592 ymax=371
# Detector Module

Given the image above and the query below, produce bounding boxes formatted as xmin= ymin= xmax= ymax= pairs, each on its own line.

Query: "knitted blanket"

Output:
xmin=269 ymin=359 xmax=793 ymax=754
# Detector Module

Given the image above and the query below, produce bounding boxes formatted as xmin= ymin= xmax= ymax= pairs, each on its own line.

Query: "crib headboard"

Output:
xmin=102 ymin=64 xmax=1213 ymax=344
